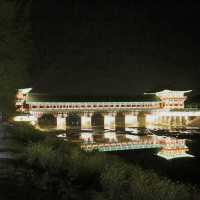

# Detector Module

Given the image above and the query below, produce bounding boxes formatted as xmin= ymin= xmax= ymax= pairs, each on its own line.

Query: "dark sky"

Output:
xmin=30 ymin=1 xmax=200 ymax=95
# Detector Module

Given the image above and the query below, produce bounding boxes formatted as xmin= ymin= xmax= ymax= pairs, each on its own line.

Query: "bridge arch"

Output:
xmin=38 ymin=113 xmax=57 ymax=129
xmin=67 ymin=113 xmax=81 ymax=130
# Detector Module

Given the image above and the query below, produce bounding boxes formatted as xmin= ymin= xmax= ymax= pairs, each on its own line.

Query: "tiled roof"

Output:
xmin=27 ymin=93 xmax=161 ymax=103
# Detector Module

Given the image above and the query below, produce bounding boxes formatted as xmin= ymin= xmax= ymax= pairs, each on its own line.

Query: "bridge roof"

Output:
xmin=27 ymin=93 xmax=161 ymax=103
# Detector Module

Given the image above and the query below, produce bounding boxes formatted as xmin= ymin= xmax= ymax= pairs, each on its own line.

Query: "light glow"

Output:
xmin=104 ymin=114 xmax=116 ymax=130
xmin=104 ymin=132 xmax=118 ymax=142
xmin=57 ymin=116 xmax=66 ymax=130
xmin=13 ymin=115 xmax=37 ymax=125
xmin=81 ymin=115 xmax=92 ymax=130
xmin=80 ymin=132 xmax=93 ymax=143
xmin=125 ymin=115 xmax=138 ymax=128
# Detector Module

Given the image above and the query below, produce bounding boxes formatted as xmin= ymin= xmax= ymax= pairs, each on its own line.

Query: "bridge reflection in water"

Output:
xmin=64 ymin=130 xmax=194 ymax=160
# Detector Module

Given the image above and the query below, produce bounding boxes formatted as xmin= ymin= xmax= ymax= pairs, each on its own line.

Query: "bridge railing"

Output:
xmin=171 ymin=108 xmax=200 ymax=112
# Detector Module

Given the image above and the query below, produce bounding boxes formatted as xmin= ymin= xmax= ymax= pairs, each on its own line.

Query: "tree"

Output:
xmin=0 ymin=0 xmax=32 ymax=117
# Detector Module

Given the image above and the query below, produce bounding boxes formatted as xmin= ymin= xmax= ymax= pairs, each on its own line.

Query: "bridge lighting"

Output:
xmin=125 ymin=115 xmax=138 ymax=127
xmin=13 ymin=115 xmax=37 ymax=124
xmin=157 ymin=152 xmax=194 ymax=160
xmin=80 ymin=132 xmax=94 ymax=143
xmin=104 ymin=132 xmax=118 ymax=142
xmin=56 ymin=115 xmax=66 ymax=130
xmin=125 ymin=134 xmax=140 ymax=141
xmin=104 ymin=114 xmax=116 ymax=130
xmin=81 ymin=115 xmax=92 ymax=130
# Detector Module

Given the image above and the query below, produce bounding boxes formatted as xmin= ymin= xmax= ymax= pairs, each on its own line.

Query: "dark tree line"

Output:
xmin=0 ymin=0 xmax=32 ymax=116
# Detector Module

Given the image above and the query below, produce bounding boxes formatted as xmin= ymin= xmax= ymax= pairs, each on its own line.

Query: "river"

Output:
xmin=57 ymin=126 xmax=200 ymax=186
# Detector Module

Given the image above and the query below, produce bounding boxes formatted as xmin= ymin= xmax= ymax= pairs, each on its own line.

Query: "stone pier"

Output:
xmin=104 ymin=113 xmax=116 ymax=130
xmin=57 ymin=114 xmax=67 ymax=130
xmin=81 ymin=113 xmax=93 ymax=130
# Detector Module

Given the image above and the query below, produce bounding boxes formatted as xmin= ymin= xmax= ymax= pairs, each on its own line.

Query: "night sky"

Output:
xmin=30 ymin=1 xmax=200 ymax=95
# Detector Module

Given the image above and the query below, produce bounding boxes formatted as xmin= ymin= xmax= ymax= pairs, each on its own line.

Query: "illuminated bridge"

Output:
xmin=14 ymin=88 xmax=200 ymax=130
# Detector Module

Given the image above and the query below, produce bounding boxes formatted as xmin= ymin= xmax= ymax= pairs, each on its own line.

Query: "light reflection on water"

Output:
xmin=56 ymin=125 xmax=200 ymax=160
xmin=55 ymin=125 xmax=200 ymax=184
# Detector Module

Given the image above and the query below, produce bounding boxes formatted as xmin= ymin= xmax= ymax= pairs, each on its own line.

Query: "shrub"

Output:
xmin=9 ymin=122 xmax=46 ymax=143
xmin=25 ymin=143 xmax=57 ymax=169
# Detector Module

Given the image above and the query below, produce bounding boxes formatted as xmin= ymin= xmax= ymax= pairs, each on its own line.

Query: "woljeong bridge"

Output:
xmin=14 ymin=88 xmax=198 ymax=159
xmin=15 ymin=88 xmax=200 ymax=130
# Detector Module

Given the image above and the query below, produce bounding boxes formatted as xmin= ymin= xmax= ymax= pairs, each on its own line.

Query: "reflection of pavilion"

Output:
xmin=81 ymin=134 xmax=194 ymax=160
xmin=157 ymin=137 xmax=194 ymax=159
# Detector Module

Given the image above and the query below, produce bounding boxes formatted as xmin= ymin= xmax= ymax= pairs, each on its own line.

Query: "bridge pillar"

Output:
xmin=125 ymin=114 xmax=138 ymax=128
xmin=166 ymin=116 xmax=171 ymax=125
xmin=104 ymin=113 xmax=116 ymax=130
xmin=176 ymin=116 xmax=181 ymax=126
xmin=81 ymin=113 xmax=93 ymax=130
xmin=184 ymin=116 xmax=190 ymax=125
xmin=163 ymin=116 xmax=168 ymax=125
xmin=57 ymin=114 xmax=67 ymax=130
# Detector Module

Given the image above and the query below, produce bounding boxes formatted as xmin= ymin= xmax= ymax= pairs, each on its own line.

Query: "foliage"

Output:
xmin=8 ymin=122 xmax=45 ymax=144
xmin=0 ymin=0 xmax=32 ymax=116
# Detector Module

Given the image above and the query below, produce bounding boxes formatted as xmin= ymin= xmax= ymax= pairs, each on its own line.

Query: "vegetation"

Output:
xmin=0 ymin=0 xmax=32 ymax=117
xmin=0 ymin=122 xmax=199 ymax=200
